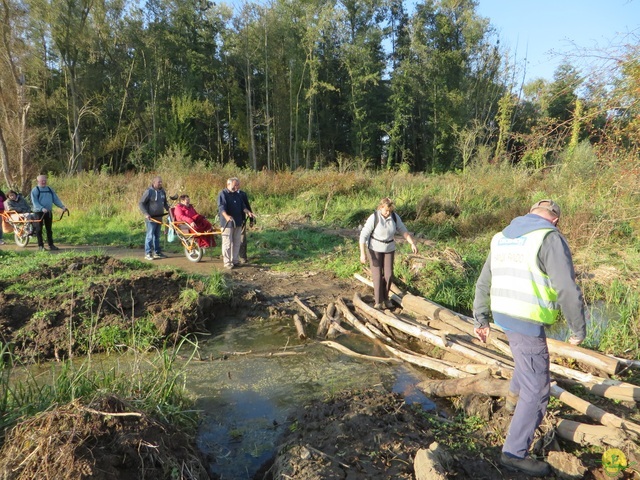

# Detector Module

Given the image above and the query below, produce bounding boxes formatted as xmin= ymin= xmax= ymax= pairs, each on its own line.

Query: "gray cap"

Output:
xmin=530 ymin=199 xmax=561 ymax=218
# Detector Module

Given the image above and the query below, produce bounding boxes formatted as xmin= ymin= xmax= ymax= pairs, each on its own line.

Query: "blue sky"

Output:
xmin=474 ymin=0 xmax=640 ymax=83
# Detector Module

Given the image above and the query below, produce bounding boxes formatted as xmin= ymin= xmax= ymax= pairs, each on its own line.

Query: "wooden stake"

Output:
xmin=293 ymin=314 xmax=307 ymax=340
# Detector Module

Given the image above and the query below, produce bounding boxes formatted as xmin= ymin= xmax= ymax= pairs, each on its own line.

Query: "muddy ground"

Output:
xmin=0 ymin=243 xmax=636 ymax=479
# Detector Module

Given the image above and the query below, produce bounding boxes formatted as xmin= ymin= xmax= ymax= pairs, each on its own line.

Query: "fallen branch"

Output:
xmin=80 ymin=407 xmax=143 ymax=418
xmin=383 ymin=344 xmax=470 ymax=379
xmin=320 ymin=340 xmax=401 ymax=364
xmin=305 ymin=445 xmax=350 ymax=469
xmin=335 ymin=297 xmax=377 ymax=340
xmin=294 ymin=295 xmax=318 ymax=320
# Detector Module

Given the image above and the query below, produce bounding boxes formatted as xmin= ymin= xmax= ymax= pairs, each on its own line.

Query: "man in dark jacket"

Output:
xmin=473 ymin=199 xmax=586 ymax=477
xmin=217 ymin=177 xmax=255 ymax=269
xmin=139 ymin=176 xmax=169 ymax=260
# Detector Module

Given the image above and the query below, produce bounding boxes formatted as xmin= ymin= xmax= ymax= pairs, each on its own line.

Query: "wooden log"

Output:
xmin=353 ymin=293 xmax=514 ymax=371
xmin=316 ymin=313 xmax=331 ymax=338
xmin=326 ymin=302 xmax=337 ymax=320
xmin=546 ymin=338 xmax=621 ymax=376
xmin=328 ymin=321 xmax=350 ymax=336
xmin=401 ymin=293 xmax=508 ymax=342
xmin=550 ymin=384 xmax=640 ymax=438
xmin=320 ymin=341 xmax=401 ymax=364
xmin=335 ymin=297 xmax=377 ymax=340
xmin=555 ymin=419 xmax=629 ymax=449
xmin=607 ymin=354 xmax=640 ymax=370
xmin=560 ymin=379 xmax=640 ymax=403
xmin=491 ymin=337 xmax=614 ymax=387
xmin=402 ymin=293 xmax=620 ymax=376
xmin=294 ymin=295 xmax=318 ymax=320
xmin=326 ymin=314 xmax=344 ymax=339
xmin=416 ymin=373 xmax=510 ymax=398
xmin=383 ymin=344 xmax=470 ymax=378
xmin=353 ymin=273 xmax=403 ymax=305
xmin=293 ymin=314 xmax=307 ymax=340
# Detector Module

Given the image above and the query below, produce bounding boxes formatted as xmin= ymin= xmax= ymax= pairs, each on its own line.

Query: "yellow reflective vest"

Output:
xmin=489 ymin=228 xmax=559 ymax=325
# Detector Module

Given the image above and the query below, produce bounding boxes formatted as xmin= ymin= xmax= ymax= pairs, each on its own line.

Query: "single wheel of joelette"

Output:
xmin=14 ymin=229 xmax=30 ymax=247
xmin=184 ymin=244 xmax=203 ymax=262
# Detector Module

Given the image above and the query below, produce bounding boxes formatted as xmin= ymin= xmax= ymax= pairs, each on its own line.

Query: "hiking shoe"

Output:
xmin=145 ymin=254 xmax=154 ymax=260
xmin=505 ymin=391 xmax=519 ymax=413
xmin=224 ymin=264 xmax=234 ymax=270
xmin=500 ymin=453 xmax=550 ymax=477
xmin=0 ymin=240 xmax=5 ymax=245
xmin=373 ymin=303 xmax=383 ymax=309
xmin=39 ymin=246 xmax=46 ymax=251
xmin=153 ymin=252 xmax=167 ymax=259
xmin=384 ymin=300 xmax=394 ymax=309
xmin=49 ymin=245 xmax=60 ymax=251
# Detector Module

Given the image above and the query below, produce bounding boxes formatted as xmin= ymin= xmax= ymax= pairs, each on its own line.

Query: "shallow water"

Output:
xmin=187 ymin=315 xmax=435 ymax=479
xmin=546 ymin=302 xmax=612 ymax=343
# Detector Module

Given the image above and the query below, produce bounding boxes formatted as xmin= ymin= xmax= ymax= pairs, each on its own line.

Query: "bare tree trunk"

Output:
xmin=0 ymin=126 xmax=11 ymax=187
xmin=245 ymin=54 xmax=257 ymax=170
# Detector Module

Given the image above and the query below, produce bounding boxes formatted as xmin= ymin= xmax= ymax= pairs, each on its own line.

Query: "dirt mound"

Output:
xmin=0 ymin=395 xmax=209 ymax=480
xmin=0 ymin=255 xmax=217 ymax=361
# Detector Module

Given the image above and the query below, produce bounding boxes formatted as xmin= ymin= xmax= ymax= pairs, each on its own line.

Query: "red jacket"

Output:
xmin=174 ymin=203 xmax=201 ymax=224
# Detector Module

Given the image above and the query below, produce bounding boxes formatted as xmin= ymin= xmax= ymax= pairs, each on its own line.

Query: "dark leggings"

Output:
xmin=369 ymin=249 xmax=395 ymax=304
xmin=34 ymin=211 xmax=54 ymax=247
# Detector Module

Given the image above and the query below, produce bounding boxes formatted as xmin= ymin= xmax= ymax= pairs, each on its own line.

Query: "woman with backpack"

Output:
xmin=359 ymin=197 xmax=418 ymax=309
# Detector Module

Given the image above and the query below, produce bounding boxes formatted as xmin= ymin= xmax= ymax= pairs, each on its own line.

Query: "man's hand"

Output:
xmin=474 ymin=326 xmax=490 ymax=344
xmin=568 ymin=336 xmax=583 ymax=346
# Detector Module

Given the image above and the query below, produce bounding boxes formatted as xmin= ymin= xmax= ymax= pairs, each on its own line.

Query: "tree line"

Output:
xmin=0 ymin=0 xmax=638 ymax=192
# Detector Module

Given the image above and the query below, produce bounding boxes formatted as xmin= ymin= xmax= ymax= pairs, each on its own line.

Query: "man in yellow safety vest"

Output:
xmin=473 ymin=199 xmax=587 ymax=477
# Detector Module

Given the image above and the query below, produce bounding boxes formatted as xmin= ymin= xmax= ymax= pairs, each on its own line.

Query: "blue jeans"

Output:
xmin=144 ymin=219 xmax=161 ymax=255
xmin=503 ymin=330 xmax=550 ymax=458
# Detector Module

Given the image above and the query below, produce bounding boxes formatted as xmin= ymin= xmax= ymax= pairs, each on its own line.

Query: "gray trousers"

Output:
xmin=368 ymin=249 xmax=395 ymax=304
xmin=503 ymin=330 xmax=550 ymax=459
xmin=221 ymin=226 xmax=242 ymax=267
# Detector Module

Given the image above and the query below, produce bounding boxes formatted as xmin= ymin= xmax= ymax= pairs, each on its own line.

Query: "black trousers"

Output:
xmin=239 ymin=221 xmax=248 ymax=261
xmin=34 ymin=211 xmax=54 ymax=247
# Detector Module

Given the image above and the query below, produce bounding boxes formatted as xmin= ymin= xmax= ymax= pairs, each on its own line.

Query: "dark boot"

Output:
xmin=500 ymin=453 xmax=550 ymax=477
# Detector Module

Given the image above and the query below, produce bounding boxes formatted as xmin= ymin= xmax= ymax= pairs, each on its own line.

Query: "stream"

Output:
xmin=187 ymin=314 xmax=435 ymax=479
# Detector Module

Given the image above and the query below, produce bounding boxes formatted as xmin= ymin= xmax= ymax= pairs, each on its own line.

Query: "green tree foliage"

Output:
xmin=0 ymin=0 xmax=636 ymax=177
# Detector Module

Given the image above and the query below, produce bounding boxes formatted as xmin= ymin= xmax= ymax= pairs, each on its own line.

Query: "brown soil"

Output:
xmin=0 ymin=243 xmax=632 ymax=479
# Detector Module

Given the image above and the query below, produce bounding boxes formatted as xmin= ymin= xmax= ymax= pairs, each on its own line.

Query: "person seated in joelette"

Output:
xmin=173 ymin=195 xmax=216 ymax=248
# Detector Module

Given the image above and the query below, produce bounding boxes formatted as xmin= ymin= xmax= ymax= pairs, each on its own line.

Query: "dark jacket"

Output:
xmin=217 ymin=189 xmax=249 ymax=227
xmin=7 ymin=194 xmax=31 ymax=213
xmin=473 ymin=213 xmax=586 ymax=340
xmin=139 ymin=186 xmax=168 ymax=218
